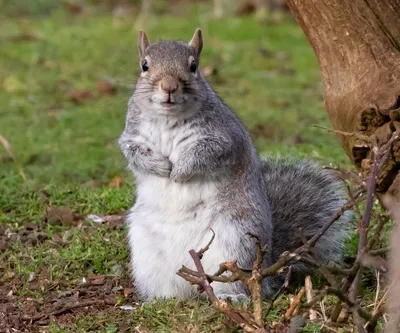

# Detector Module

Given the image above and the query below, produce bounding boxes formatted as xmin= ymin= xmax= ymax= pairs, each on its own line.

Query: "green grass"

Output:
xmin=0 ymin=1 xmax=361 ymax=332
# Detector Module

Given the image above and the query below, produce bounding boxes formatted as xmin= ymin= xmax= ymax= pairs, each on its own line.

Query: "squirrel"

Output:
xmin=118 ymin=28 xmax=352 ymax=302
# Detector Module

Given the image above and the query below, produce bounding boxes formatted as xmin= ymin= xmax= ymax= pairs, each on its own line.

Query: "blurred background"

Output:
xmin=0 ymin=0 xmax=350 ymax=192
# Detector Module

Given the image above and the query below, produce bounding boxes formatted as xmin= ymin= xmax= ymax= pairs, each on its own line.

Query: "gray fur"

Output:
xmin=119 ymin=30 xmax=352 ymax=300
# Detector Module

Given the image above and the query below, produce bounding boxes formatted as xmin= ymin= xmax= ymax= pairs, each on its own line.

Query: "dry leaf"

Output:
xmin=63 ymin=1 xmax=84 ymax=15
xmin=123 ymin=288 xmax=133 ymax=298
xmin=46 ymin=207 xmax=75 ymax=225
xmin=238 ymin=0 xmax=256 ymax=15
xmin=109 ymin=175 xmax=122 ymax=188
xmin=7 ymin=34 xmax=39 ymax=42
xmin=97 ymin=80 xmax=116 ymax=96
xmin=69 ymin=89 xmax=93 ymax=104
xmin=87 ymin=274 xmax=105 ymax=285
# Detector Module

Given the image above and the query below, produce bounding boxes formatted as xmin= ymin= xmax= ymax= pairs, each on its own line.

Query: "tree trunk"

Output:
xmin=285 ymin=0 xmax=400 ymax=196
xmin=386 ymin=197 xmax=400 ymax=332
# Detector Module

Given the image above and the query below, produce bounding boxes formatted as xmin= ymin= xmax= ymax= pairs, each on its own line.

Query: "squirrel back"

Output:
xmin=119 ymin=29 xmax=352 ymax=302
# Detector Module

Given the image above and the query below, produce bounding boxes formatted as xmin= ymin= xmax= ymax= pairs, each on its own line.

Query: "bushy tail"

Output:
xmin=262 ymin=156 xmax=352 ymax=266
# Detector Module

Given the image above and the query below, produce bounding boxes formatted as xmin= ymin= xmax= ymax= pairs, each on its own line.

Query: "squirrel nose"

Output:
xmin=160 ymin=76 xmax=179 ymax=94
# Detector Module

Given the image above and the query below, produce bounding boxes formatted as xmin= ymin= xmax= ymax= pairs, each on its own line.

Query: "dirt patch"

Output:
xmin=0 ymin=222 xmax=49 ymax=252
xmin=0 ymin=274 xmax=137 ymax=332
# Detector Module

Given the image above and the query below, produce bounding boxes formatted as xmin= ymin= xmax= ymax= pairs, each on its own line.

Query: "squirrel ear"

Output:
xmin=189 ymin=28 xmax=203 ymax=56
xmin=138 ymin=30 xmax=150 ymax=61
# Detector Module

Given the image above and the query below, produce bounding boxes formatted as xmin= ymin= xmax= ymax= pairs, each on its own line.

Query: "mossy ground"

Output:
xmin=0 ymin=1 xmax=377 ymax=332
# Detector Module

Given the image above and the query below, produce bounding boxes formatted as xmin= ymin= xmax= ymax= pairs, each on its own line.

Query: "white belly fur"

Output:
xmin=127 ymin=173 xmax=243 ymax=299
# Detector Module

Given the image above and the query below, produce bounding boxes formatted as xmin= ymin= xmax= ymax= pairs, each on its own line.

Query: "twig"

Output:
xmin=295 ymin=194 xmax=364 ymax=254
xmin=366 ymin=213 xmax=391 ymax=253
xmin=384 ymin=196 xmax=400 ymax=333
xmin=23 ymin=300 xmax=106 ymax=322
xmin=248 ymin=235 xmax=266 ymax=327
xmin=359 ymin=253 xmax=389 ymax=273
xmin=284 ymin=287 xmax=305 ymax=320
xmin=311 ymin=124 xmax=373 ymax=143
xmin=349 ymin=132 xmax=397 ymax=302
xmin=305 ymin=276 xmax=317 ymax=321
xmin=0 ymin=134 xmax=26 ymax=181
xmin=353 ymin=310 xmax=367 ymax=333
xmin=197 ymin=229 xmax=216 ymax=259
xmin=327 ymin=288 xmax=371 ymax=321
xmin=261 ymin=252 xmax=301 ymax=277
xmin=369 ymin=247 xmax=390 ymax=256
xmin=177 ymin=236 xmax=267 ymax=332
xmin=264 ymin=266 xmax=292 ymax=317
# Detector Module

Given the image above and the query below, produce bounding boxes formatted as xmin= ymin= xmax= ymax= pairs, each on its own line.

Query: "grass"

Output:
xmin=0 ymin=1 xmax=364 ymax=332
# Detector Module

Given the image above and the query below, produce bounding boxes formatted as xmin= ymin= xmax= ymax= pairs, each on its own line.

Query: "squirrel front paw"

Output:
xmin=170 ymin=167 xmax=193 ymax=183
xmin=146 ymin=152 xmax=172 ymax=177
xmin=123 ymin=142 xmax=172 ymax=177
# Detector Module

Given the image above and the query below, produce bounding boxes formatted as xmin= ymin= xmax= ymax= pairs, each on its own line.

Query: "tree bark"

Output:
xmin=285 ymin=0 xmax=400 ymax=196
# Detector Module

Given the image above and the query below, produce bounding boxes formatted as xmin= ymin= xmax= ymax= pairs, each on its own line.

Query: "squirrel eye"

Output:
xmin=190 ymin=60 xmax=197 ymax=73
xmin=142 ymin=60 xmax=149 ymax=72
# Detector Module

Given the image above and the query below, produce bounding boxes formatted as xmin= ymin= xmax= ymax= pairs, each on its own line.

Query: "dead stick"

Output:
xmin=0 ymin=134 xmax=26 ymax=181
xmin=295 ymin=196 xmax=364 ymax=254
xmin=265 ymin=266 xmax=292 ymax=317
xmin=189 ymin=249 xmax=218 ymax=303
xmin=249 ymin=235 xmax=266 ymax=327
xmin=24 ymin=300 xmax=106 ymax=322
xmin=305 ymin=276 xmax=317 ymax=321
xmin=349 ymin=144 xmax=382 ymax=301
xmin=284 ymin=287 xmax=305 ymax=320
xmin=187 ymin=250 xmax=266 ymax=332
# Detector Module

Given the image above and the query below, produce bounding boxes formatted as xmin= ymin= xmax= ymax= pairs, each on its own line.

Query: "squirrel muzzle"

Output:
xmin=159 ymin=76 xmax=179 ymax=102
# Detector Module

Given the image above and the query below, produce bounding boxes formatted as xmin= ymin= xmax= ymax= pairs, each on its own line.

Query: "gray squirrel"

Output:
xmin=118 ymin=28 xmax=352 ymax=302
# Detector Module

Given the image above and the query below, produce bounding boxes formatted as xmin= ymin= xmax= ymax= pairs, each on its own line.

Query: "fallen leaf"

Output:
xmin=111 ymin=263 xmax=125 ymax=277
xmin=123 ymin=288 xmax=133 ymax=298
xmin=237 ymin=0 xmax=256 ymax=15
xmin=109 ymin=175 xmax=122 ymax=188
xmin=87 ymin=273 xmax=104 ymax=281
xmin=58 ymin=290 xmax=74 ymax=298
xmin=120 ymin=305 xmax=136 ymax=311
xmin=86 ymin=213 xmax=126 ymax=229
xmin=63 ymin=1 xmax=84 ymax=15
xmin=0 ymin=237 xmax=10 ymax=251
xmin=28 ymin=272 xmax=35 ymax=282
xmin=87 ymin=214 xmax=105 ymax=224
xmin=87 ymin=274 xmax=105 ymax=285
xmin=112 ymin=286 xmax=123 ymax=293
xmin=24 ymin=222 xmax=39 ymax=231
xmin=7 ymin=34 xmax=39 ymax=42
xmin=69 ymin=89 xmax=93 ymax=104
xmin=46 ymin=207 xmax=75 ymax=225
xmin=92 ymin=279 xmax=104 ymax=286
xmin=97 ymin=80 xmax=116 ymax=96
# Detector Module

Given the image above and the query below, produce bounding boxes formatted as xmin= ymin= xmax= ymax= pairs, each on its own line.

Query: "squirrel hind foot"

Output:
xmin=215 ymin=292 xmax=250 ymax=304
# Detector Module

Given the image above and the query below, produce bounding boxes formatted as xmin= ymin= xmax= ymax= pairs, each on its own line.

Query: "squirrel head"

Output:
xmin=133 ymin=29 xmax=204 ymax=117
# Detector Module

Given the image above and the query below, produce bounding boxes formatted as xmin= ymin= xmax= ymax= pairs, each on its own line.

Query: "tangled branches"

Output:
xmin=177 ymin=131 xmax=399 ymax=332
